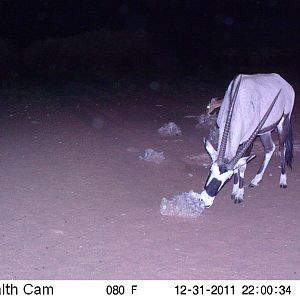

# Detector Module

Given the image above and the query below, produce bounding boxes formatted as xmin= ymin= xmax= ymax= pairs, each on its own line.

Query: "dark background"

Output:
xmin=0 ymin=0 xmax=299 ymax=83
xmin=0 ymin=1 xmax=299 ymax=282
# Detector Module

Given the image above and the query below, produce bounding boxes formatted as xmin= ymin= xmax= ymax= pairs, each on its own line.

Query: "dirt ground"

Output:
xmin=0 ymin=79 xmax=299 ymax=279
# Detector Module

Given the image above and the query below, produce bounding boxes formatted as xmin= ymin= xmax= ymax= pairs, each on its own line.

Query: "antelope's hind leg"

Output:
xmin=249 ymin=132 xmax=275 ymax=188
xmin=277 ymin=115 xmax=293 ymax=188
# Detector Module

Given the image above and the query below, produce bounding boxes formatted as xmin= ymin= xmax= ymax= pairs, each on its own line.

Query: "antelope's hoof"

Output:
xmin=249 ymin=183 xmax=258 ymax=188
xmin=234 ymin=198 xmax=243 ymax=204
xmin=280 ymin=184 xmax=287 ymax=189
xmin=231 ymin=194 xmax=243 ymax=204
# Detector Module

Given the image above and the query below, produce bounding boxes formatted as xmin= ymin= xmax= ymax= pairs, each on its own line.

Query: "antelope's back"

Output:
xmin=217 ymin=73 xmax=295 ymax=150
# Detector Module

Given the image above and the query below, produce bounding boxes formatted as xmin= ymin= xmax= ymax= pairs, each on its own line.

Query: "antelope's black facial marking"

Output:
xmin=204 ymin=170 xmax=212 ymax=187
xmin=219 ymin=164 xmax=229 ymax=174
xmin=205 ymin=178 xmax=222 ymax=197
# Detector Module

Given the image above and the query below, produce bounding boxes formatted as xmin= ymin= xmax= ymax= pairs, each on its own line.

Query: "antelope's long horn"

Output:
xmin=217 ymin=75 xmax=242 ymax=163
xmin=228 ymin=89 xmax=282 ymax=169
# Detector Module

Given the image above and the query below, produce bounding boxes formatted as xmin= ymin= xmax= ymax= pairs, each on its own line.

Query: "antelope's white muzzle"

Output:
xmin=200 ymin=190 xmax=215 ymax=208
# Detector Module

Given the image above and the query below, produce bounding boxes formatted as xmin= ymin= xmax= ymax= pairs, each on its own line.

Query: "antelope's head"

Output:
xmin=200 ymin=75 xmax=281 ymax=208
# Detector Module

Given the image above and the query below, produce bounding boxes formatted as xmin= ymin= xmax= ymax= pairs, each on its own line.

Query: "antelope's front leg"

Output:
xmin=249 ymin=133 xmax=275 ymax=188
xmin=231 ymin=165 xmax=247 ymax=204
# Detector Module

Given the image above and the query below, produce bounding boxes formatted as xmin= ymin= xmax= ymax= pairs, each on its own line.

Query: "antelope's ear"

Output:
xmin=233 ymin=155 xmax=256 ymax=170
xmin=204 ymin=138 xmax=218 ymax=162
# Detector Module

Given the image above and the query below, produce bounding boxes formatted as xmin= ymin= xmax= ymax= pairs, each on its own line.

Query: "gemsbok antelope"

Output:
xmin=200 ymin=73 xmax=295 ymax=208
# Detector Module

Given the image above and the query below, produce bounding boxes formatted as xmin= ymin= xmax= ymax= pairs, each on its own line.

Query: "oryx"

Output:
xmin=200 ymin=73 xmax=295 ymax=208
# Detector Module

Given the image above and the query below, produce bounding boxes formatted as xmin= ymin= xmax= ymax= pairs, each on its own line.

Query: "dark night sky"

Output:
xmin=0 ymin=0 xmax=299 ymax=78
xmin=0 ymin=0 xmax=299 ymax=48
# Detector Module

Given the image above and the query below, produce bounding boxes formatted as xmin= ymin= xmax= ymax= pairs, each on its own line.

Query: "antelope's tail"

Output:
xmin=285 ymin=118 xmax=293 ymax=169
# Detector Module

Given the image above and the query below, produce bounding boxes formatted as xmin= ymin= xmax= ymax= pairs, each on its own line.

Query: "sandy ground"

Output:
xmin=0 ymin=80 xmax=299 ymax=279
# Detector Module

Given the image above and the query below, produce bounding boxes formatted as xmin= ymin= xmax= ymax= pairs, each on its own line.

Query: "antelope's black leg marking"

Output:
xmin=231 ymin=164 xmax=247 ymax=204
